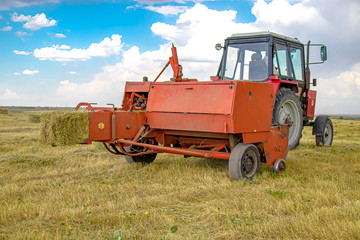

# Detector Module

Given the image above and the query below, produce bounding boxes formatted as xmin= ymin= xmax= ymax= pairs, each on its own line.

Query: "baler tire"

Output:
xmin=315 ymin=118 xmax=333 ymax=146
xmin=124 ymin=140 xmax=157 ymax=164
xmin=272 ymin=88 xmax=303 ymax=150
xmin=229 ymin=143 xmax=260 ymax=180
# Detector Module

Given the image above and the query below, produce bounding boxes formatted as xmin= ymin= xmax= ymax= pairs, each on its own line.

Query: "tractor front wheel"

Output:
xmin=272 ymin=88 xmax=303 ymax=150
xmin=313 ymin=116 xmax=333 ymax=146
xmin=229 ymin=143 xmax=260 ymax=180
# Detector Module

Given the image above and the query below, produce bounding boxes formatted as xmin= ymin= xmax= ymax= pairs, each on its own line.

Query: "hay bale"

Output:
xmin=40 ymin=111 xmax=89 ymax=146
xmin=0 ymin=109 xmax=8 ymax=114
xmin=29 ymin=114 xmax=41 ymax=123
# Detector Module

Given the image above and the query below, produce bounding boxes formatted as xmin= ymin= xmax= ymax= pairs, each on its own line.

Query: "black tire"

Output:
xmin=315 ymin=119 xmax=333 ymax=146
xmin=272 ymin=88 xmax=303 ymax=150
xmin=124 ymin=141 xmax=157 ymax=164
xmin=229 ymin=143 xmax=260 ymax=180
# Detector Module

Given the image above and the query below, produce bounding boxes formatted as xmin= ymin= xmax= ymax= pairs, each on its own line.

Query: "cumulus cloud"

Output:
xmin=145 ymin=5 xmax=187 ymax=15
xmin=11 ymin=13 xmax=57 ymax=30
xmin=68 ymin=71 xmax=77 ymax=75
xmin=0 ymin=26 xmax=12 ymax=31
xmin=22 ymin=69 xmax=39 ymax=75
xmin=316 ymin=62 xmax=360 ymax=114
xmin=33 ymin=34 xmax=123 ymax=62
xmin=54 ymin=33 xmax=66 ymax=38
xmin=13 ymin=50 xmax=32 ymax=55
xmin=0 ymin=0 xmax=59 ymax=10
xmin=0 ymin=89 xmax=19 ymax=100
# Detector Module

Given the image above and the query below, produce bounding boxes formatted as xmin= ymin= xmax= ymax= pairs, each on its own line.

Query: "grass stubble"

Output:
xmin=0 ymin=111 xmax=359 ymax=239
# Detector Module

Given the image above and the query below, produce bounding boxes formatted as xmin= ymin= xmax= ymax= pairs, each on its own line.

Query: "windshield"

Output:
xmin=221 ymin=42 xmax=269 ymax=81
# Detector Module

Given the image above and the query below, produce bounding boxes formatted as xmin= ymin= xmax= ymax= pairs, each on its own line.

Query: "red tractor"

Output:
xmin=76 ymin=31 xmax=332 ymax=180
xmin=213 ymin=31 xmax=333 ymax=149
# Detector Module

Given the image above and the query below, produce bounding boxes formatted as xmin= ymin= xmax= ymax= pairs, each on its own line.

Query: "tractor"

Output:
xmin=76 ymin=31 xmax=333 ymax=180
xmin=213 ymin=31 xmax=333 ymax=150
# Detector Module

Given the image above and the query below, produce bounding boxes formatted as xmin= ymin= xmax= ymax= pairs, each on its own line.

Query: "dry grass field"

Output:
xmin=0 ymin=110 xmax=359 ymax=239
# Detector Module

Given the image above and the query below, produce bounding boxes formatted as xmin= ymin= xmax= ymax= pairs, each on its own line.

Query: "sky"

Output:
xmin=0 ymin=0 xmax=359 ymax=114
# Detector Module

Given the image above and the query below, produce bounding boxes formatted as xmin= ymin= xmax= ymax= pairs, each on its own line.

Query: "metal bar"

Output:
xmin=131 ymin=126 xmax=146 ymax=143
xmin=116 ymin=139 xmax=231 ymax=160
xmin=154 ymin=60 xmax=170 ymax=82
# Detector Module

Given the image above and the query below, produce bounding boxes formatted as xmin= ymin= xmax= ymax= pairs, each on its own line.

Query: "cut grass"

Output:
xmin=0 ymin=111 xmax=359 ymax=239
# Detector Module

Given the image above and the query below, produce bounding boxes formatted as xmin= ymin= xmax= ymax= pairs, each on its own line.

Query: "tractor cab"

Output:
xmin=216 ymin=32 xmax=306 ymax=87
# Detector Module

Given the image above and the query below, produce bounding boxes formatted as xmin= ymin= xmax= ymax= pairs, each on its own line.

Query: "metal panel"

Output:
xmin=307 ymin=90 xmax=316 ymax=117
xmin=232 ymin=81 xmax=274 ymax=133
xmin=147 ymin=82 xmax=235 ymax=114
xmin=146 ymin=112 xmax=234 ymax=133
xmin=124 ymin=82 xmax=151 ymax=93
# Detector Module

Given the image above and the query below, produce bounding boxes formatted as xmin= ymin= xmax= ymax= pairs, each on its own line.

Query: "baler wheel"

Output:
xmin=273 ymin=159 xmax=286 ymax=173
xmin=229 ymin=143 xmax=260 ymax=180
xmin=272 ymin=88 xmax=303 ymax=150
xmin=124 ymin=140 xmax=157 ymax=164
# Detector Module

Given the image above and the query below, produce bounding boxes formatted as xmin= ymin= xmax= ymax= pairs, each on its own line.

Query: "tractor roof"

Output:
xmin=228 ymin=31 xmax=302 ymax=44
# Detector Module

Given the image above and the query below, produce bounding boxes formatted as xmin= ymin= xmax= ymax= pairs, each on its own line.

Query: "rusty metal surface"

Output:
xmin=263 ymin=125 xmax=290 ymax=165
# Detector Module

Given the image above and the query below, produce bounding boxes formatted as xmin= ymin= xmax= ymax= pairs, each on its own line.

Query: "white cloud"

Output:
xmin=22 ymin=69 xmax=39 ymax=75
xmin=13 ymin=50 xmax=32 ymax=55
xmin=145 ymin=5 xmax=187 ymax=15
xmin=59 ymin=45 xmax=70 ymax=50
xmin=68 ymin=71 xmax=77 ymax=75
xmin=13 ymin=72 xmax=21 ymax=75
xmin=33 ymin=34 xmax=123 ymax=62
xmin=0 ymin=0 xmax=59 ymax=10
xmin=54 ymin=33 xmax=66 ymax=38
xmin=0 ymin=26 xmax=12 ymax=31
xmin=15 ymin=31 xmax=31 ymax=37
xmin=316 ymin=62 xmax=360 ymax=114
xmin=11 ymin=13 xmax=57 ymax=30
xmin=252 ymin=0 xmax=325 ymax=26
xmin=0 ymin=89 xmax=19 ymax=100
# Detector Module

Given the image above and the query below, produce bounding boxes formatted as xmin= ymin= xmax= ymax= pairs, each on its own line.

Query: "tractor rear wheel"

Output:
xmin=229 ymin=143 xmax=260 ymax=180
xmin=124 ymin=139 xmax=157 ymax=164
xmin=272 ymin=88 xmax=303 ymax=150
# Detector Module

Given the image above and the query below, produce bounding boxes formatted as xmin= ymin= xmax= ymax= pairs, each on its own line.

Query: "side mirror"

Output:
xmin=320 ymin=45 xmax=327 ymax=62
xmin=215 ymin=43 xmax=223 ymax=51
xmin=312 ymin=78 xmax=317 ymax=87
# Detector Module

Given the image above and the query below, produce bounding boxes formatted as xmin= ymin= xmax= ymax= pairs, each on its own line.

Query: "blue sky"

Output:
xmin=0 ymin=0 xmax=359 ymax=114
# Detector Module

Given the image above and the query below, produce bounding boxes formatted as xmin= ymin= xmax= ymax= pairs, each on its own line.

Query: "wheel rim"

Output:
xmin=323 ymin=122 xmax=333 ymax=145
xmin=273 ymin=159 xmax=286 ymax=173
xmin=241 ymin=150 xmax=257 ymax=178
xmin=278 ymin=100 xmax=300 ymax=146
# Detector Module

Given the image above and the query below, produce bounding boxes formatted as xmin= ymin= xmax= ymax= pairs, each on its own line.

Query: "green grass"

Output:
xmin=0 ymin=111 xmax=359 ymax=239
